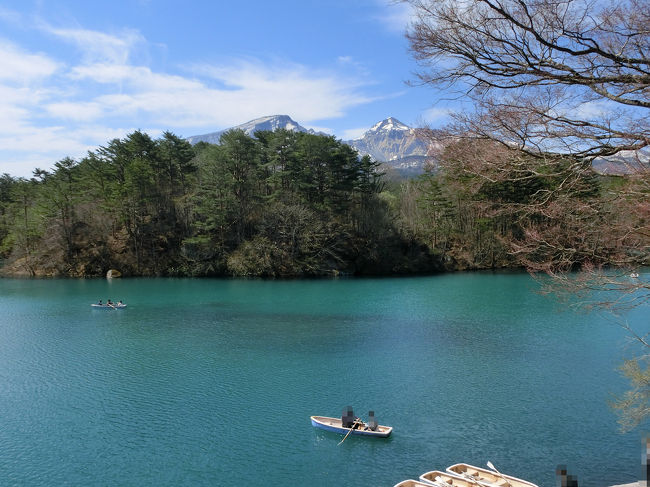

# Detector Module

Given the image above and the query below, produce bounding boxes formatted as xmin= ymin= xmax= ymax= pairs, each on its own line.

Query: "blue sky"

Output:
xmin=0 ymin=0 xmax=454 ymax=177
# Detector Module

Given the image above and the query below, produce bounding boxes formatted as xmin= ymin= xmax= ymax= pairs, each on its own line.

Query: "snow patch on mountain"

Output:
xmin=187 ymin=115 xmax=318 ymax=145
xmin=345 ymin=117 xmax=429 ymax=173
xmin=187 ymin=115 xmax=433 ymax=175
xmin=367 ymin=117 xmax=411 ymax=134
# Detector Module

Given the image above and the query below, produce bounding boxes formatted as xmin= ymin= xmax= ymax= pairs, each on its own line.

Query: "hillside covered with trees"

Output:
xmin=0 ymin=129 xmax=441 ymax=277
xmin=0 ymin=128 xmax=645 ymax=279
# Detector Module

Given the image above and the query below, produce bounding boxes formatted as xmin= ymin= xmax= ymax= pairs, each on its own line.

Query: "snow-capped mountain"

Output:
xmin=188 ymin=115 xmax=647 ymax=176
xmin=186 ymin=115 xmax=318 ymax=145
xmin=592 ymin=150 xmax=650 ymax=174
xmin=187 ymin=115 xmax=431 ymax=174
xmin=345 ymin=117 xmax=429 ymax=172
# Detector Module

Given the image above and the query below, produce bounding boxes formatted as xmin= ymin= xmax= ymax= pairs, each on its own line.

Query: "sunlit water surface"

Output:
xmin=0 ymin=273 xmax=646 ymax=486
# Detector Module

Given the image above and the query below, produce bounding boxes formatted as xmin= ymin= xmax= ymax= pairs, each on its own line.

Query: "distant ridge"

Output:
xmin=186 ymin=115 xmax=319 ymax=145
xmin=187 ymin=115 xmax=648 ymax=176
xmin=592 ymin=150 xmax=650 ymax=175
xmin=187 ymin=115 xmax=432 ymax=175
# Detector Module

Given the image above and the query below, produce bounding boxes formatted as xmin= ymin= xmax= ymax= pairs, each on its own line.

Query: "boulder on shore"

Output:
xmin=106 ymin=269 xmax=122 ymax=279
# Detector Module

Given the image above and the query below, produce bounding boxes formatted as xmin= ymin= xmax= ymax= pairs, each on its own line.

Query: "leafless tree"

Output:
xmin=405 ymin=0 xmax=649 ymax=157
xmin=403 ymin=0 xmax=649 ymax=430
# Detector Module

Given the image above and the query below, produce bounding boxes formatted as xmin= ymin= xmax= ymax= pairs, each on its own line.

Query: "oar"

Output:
xmin=456 ymin=471 xmax=487 ymax=487
xmin=338 ymin=417 xmax=362 ymax=445
xmin=487 ymin=461 xmax=511 ymax=487
xmin=108 ymin=302 xmax=116 ymax=310
xmin=430 ymin=477 xmax=450 ymax=487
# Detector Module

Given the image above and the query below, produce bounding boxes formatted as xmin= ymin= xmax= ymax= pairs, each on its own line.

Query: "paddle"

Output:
xmin=108 ymin=302 xmax=116 ymax=310
xmin=487 ymin=461 xmax=511 ymax=487
xmin=338 ymin=417 xmax=362 ymax=445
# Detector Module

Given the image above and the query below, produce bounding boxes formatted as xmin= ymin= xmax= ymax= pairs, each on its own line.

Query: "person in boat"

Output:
xmin=366 ymin=411 xmax=378 ymax=431
xmin=98 ymin=299 xmax=103 ymax=305
xmin=107 ymin=299 xmax=114 ymax=306
xmin=342 ymin=406 xmax=356 ymax=428
xmin=117 ymin=300 xmax=123 ymax=306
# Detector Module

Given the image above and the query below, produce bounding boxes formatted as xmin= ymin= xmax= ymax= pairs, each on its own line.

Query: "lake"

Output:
xmin=0 ymin=272 xmax=645 ymax=486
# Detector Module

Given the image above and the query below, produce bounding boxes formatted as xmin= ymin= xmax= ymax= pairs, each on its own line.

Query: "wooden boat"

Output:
xmin=310 ymin=415 xmax=392 ymax=437
xmin=91 ymin=303 xmax=127 ymax=309
xmin=445 ymin=464 xmax=538 ymax=487
xmin=394 ymin=480 xmax=432 ymax=487
xmin=419 ymin=470 xmax=481 ymax=487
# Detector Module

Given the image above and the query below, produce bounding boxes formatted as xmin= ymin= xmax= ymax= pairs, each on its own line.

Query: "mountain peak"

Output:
xmin=187 ymin=115 xmax=430 ymax=176
xmin=368 ymin=117 xmax=410 ymax=133
xmin=187 ymin=115 xmax=313 ymax=145
xmin=346 ymin=118 xmax=429 ymax=175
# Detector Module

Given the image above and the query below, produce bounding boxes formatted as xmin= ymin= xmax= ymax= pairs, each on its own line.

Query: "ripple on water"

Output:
xmin=0 ymin=275 xmax=642 ymax=487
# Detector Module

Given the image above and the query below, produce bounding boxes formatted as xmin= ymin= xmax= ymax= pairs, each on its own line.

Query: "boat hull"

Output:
xmin=445 ymin=464 xmax=538 ymax=487
xmin=394 ymin=481 xmax=431 ymax=487
xmin=91 ymin=304 xmax=127 ymax=309
xmin=310 ymin=416 xmax=392 ymax=437
xmin=420 ymin=470 xmax=477 ymax=487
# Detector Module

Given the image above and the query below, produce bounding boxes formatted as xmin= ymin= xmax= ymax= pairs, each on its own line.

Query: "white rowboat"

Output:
xmin=310 ymin=416 xmax=392 ymax=437
xmin=419 ymin=470 xmax=481 ymax=487
xmin=445 ymin=463 xmax=538 ymax=487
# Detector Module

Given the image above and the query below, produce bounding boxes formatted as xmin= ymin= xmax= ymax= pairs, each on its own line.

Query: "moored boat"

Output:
xmin=394 ymin=480 xmax=432 ymax=487
xmin=310 ymin=415 xmax=392 ymax=437
xmin=445 ymin=463 xmax=538 ymax=487
xmin=419 ymin=470 xmax=480 ymax=487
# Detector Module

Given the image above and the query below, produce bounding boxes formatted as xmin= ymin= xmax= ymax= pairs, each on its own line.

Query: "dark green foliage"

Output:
xmin=0 ymin=173 xmax=17 ymax=257
xmin=0 ymin=128 xmax=642 ymax=278
xmin=1 ymin=129 xmax=421 ymax=277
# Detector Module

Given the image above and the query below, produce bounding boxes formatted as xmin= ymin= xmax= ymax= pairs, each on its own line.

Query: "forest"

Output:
xmin=0 ymin=128 xmax=645 ymax=278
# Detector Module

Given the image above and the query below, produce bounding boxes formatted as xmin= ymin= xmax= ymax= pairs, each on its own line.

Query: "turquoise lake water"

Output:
xmin=0 ymin=273 xmax=646 ymax=486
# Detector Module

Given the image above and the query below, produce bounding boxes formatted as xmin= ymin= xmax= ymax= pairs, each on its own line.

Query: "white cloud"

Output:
xmin=0 ymin=40 xmax=60 ymax=81
xmin=422 ymin=107 xmax=452 ymax=124
xmin=0 ymin=125 xmax=140 ymax=177
xmin=571 ymin=100 xmax=615 ymax=120
xmin=43 ymin=26 xmax=145 ymax=65
xmin=341 ymin=127 xmax=369 ymax=140
xmin=546 ymin=98 xmax=620 ymax=123
xmin=66 ymin=59 xmax=375 ymax=128
xmin=45 ymin=101 xmax=105 ymax=121
xmin=375 ymin=1 xmax=413 ymax=33
xmin=0 ymin=25 xmax=379 ymax=177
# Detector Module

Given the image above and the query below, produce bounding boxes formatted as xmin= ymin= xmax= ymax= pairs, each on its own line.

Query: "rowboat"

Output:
xmin=310 ymin=415 xmax=392 ymax=437
xmin=445 ymin=464 xmax=538 ymax=487
xmin=394 ymin=480 xmax=432 ymax=487
xmin=91 ymin=303 xmax=127 ymax=309
xmin=419 ymin=470 xmax=481 ymax=487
